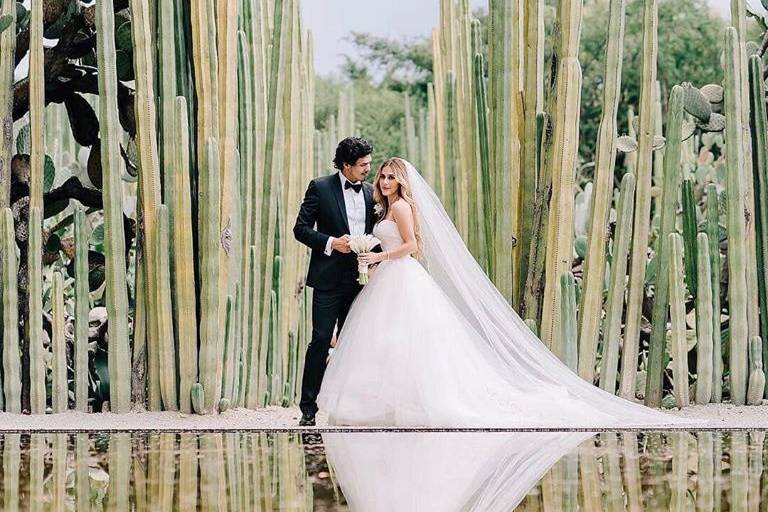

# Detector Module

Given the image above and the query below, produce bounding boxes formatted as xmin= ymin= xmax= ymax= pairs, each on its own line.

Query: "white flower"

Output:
xmin=348 ymin=234 xmax=382 ymax=285
xmin=373 ymin=203 xmax=384 ymax=217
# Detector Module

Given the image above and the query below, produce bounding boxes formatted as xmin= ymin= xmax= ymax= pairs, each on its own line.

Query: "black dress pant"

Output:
xmin=300 ymin=280 xmax=362 ymax=416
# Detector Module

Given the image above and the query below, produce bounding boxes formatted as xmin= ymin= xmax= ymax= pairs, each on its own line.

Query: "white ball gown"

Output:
xmin=317 ymin=161 xmax=701 ymax=428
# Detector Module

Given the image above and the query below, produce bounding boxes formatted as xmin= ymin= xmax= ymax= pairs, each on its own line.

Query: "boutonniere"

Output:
xmin=373 ymin=203 xmax=384 ymax=218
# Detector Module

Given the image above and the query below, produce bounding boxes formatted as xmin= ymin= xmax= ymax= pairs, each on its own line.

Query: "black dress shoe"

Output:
xmin=299 ymin=412 xmax=316 ymax=426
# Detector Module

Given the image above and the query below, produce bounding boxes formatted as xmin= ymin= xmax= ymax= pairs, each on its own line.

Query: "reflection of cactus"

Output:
xmin=706 ymin=185 xmax=723 ymax=402
xmin=96 ymin=0 xmax=131 ymax=413
xmin=747 ymin=337 xmax=765 ymax=405
xmin=51 ymin=272 xmax=67 ymax=413
xmin=724 ymin=27 xmax=749 ymax=405
xmin=599 ymin=173 xmax=636 ymax=393
xmin=645 ymin=85 xmax=684 ymax=406
xmin=669 ymin=233 xmax=689 ymax=408
xmin=1 ymin=208 xmax=20 ymax=412
xmin=749 ymin=55 xmax=768 ymax=398
xmin=695 ymin=233 xmax=713 ymax=404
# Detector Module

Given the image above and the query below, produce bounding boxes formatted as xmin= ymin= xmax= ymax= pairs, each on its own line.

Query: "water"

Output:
xmin=0 ymin=430 xmax=763 ymax=510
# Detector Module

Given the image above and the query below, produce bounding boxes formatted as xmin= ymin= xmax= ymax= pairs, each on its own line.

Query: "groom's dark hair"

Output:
xmin=333 ymin=137 xmax=373 ymax=170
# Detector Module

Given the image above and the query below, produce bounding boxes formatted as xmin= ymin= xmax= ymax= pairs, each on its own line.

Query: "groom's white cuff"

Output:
xmin=324 ymin=236 xmax=335 ymax=256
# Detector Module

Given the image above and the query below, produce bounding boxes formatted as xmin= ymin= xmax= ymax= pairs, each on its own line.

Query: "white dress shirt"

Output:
xmin=325 ymin=172 xmax=367 ymax=255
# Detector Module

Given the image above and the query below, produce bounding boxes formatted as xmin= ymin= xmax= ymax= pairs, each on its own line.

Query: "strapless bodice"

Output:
xmin=373 ymin=220 xmax=403 ymax=252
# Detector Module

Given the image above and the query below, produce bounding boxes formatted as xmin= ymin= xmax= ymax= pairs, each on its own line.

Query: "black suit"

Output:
xmin=293 ymin=172 xmax=376 ymax=416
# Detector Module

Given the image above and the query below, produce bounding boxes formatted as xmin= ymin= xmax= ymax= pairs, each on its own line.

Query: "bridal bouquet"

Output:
xmin=349 ymin=234 xmax=381 ymax=285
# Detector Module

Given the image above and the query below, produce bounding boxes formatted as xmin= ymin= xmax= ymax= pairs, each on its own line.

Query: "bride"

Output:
xmin=317 ymin=157 xmax=694 ymax=427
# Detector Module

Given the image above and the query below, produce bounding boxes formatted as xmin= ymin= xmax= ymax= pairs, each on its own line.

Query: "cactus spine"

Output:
xmin=578 ymin=0 xmax=627 ymax=381
xmin=724 ymin=27 xmax=749 ymax=405
xmin=619 ymin=0 xmax=659 ymax=400
xmin=51 ymin=272 xmax=67 ymax=413
xmin=599 ymin=173 xmax=636 ymax=393
xmin=1 ymin=208 xmax=20 ymax=412
xmin=27 ymin=206 xmax=45 ymax=414
xmin=696 ymin=233 xmax=714 ymax=404
xmin=644 ymin=85 xmax=684 ymax=406
xmin=668 ymin=233 xmax=689 ymax=408
xmin=96 ymin=0 xmax=132 ymax=413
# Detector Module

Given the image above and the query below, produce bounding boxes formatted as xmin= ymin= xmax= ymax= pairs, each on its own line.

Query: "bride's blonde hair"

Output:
xmin=373 ymin=157 xmax=423 ymax=258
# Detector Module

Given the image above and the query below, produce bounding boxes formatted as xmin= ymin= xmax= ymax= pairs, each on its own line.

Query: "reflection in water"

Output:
xmin=0 ymin=431 xmax=766 ymax=510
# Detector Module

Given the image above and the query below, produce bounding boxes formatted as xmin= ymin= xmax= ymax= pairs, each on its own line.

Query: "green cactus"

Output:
xmin=668 ymin=232 xmax=689 ymax=408
xmin=222 ymin=294 xmax=236 ymax=401
xmin=620 ymin=0 xmax=659 ymax=401
xmin=51 ymin=272 xmax=67 ymax=413
xmin=474 ymin=52 xmax=493 ymax=276
xmin=0 ymin=0 xmax=14 ymax=208
xmin=747 ymin=336 xmax=765 ymax=405
xmin=644 ymin=85 xmax=684 ymax=406
xmin=191 ymin=383 xmax=206 ymax=415
xmin=724 ymin=27 xmax=749 ymax=405
xmin=599 ymin=172 xmax=636 ymax=394
xmin=96 ymin=0 xmax=132 ymax=413
xmin=218 ymin=398 xmax=231 ymax=413
xmin=560 ymin=272 xmax=578 ymax=372
xmin=73 ymin=206 xmax=89 ymax=412
xmin=578 ymin=0 xmax=627 ymax=382
xmin=748 ymin=55 xmax=768 ymax=398
xmin=706 ymin=185 xmax=723 ymax=402
xmin=0 ymin=208 xmax=20 ymax=412
xmin=524 ymin=319 xmax=538 ymax=337
xmin=155 ymin=205 xmax=178 ymax=411
xmin=27 ymin=206 xmax=45 ymax=414
xmin=681 ymin=178 xmax=699 ymax=297
xmin=28 ymin=0 xmax=44 ymax=210
xmin=681 ymin=83 xmax=712 ymax=122
xmin=695 ymin=232 xmax=713 ymax=404
xmin=173 ymin=97 xmax=199 ymax=414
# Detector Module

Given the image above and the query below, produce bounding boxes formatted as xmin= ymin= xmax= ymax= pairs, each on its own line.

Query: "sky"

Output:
xmin=301 ymin=0 xmax=746 ymax=76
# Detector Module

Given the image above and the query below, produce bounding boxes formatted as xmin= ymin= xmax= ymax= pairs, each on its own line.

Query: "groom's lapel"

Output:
xmin=332 ymin=172 xmax=351 ymax=233
xmin=363 ymin=185 xmax=373 ymax=232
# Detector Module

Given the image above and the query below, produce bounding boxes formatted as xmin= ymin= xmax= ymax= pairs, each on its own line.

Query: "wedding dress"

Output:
xmin=317 ymin=160 xmax=699 ymax=427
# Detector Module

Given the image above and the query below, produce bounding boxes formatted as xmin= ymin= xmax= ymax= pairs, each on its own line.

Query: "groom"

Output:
xmin=293 ymin=137 xmax=377 ymax=426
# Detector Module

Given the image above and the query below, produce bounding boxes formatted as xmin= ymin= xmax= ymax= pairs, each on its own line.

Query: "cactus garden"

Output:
xmin=0 ymin=0 xmax=766 ymax=423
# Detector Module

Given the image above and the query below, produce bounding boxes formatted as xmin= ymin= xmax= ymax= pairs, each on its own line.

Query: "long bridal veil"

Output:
xmin=403 ymin=160 xmax=694 ymax=425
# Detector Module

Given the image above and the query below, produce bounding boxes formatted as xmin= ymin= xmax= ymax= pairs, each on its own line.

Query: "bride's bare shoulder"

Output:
xmin=390 ymin=199 xmax=413 ymax=218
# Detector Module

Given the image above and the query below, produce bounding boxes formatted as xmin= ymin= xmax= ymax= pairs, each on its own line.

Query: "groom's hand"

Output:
xmin=331 ymin=235 xmax=352 ymax=254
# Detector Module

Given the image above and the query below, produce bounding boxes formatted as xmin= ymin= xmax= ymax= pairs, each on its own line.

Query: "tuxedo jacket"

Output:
xmin=293 ymin=172 xmax=378 ymax=291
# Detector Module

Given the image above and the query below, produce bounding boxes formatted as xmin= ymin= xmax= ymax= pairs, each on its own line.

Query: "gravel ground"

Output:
xmin=0 ymin=403 xmax=766 ymax=431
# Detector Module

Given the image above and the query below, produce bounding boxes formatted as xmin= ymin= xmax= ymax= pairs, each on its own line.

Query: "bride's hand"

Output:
xmin=358 ymin=252 xmax=383 ymax=266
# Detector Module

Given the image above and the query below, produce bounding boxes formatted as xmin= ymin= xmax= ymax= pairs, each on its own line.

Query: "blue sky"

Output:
xmin=301 ymin=0 xmax=744 ymax=76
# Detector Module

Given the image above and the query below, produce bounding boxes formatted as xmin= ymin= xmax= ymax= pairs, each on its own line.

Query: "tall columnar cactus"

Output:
xmin=578 ymin=0 xmax=627 ymax=382
xmin=619 ymin=0 xmax=659 ymax=401
xmin=27 ymin=206 xmax=45 ymax=414
xmin=51 ymin=272 xmax=67 ymax=413
xmin=474 ymin=52 xmax=493 ymax=275
xmin=0 ymin=0 xmax=14 ymax=208
xmin=706 ymin=185 xmax=723 ymax=402
xmin=540 ymin=58 xmax=582 ymax=357
xmin=747 ymin=336 xmax=765 ymax=405
xmin=748 ymin=55 xmax=768 ymax=397
xmin=560 ymin=272 xmax=578 ymax=372
xmin=173 ymin=97 xmax=198 ymax=414
xmin=599 ymin=173 xmax=636 ymax=394
xmin=1 ymin=208 xmax=20 ymax=412
xmin=29 ymin=0 xmax=44 ymax=209
xmin=724 ymin=26 xmax=749 ymax=405
xmin=221 ymin=294 xmax=236 ymax=401
xmin=668 ymin=233 xmax=689 ymax=408
xmin=74 ymin=206 xmax=89 ymax=412
xmin=96 ymin=0 xmax=132 ymax=413
xmin=644 ymin=85 xmax=684 ymax=407
xmin=696 ymin=233 xmax=714 ymax=404
xmin=156 ymin=205 xmax=178 ymax=411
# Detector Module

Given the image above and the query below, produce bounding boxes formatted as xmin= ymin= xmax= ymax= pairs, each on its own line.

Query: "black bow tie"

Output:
xmin=345 ymin=181 xmax=363 ymax=193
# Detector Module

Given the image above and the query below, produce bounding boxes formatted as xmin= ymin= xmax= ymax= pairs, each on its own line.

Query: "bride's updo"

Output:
xmin=373 ymin=157 xmax=424 ymax=258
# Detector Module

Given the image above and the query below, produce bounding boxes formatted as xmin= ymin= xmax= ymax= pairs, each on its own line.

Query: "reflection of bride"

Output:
xmin=318 ymin=158 xmax=700 ymax=428
xmin=322 ymin=431 xmax=593 ymax=511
